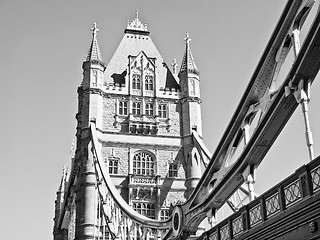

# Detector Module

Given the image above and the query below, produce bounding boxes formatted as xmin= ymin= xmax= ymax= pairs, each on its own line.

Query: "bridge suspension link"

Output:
xmin=242 ymin=165 xmax=256 ymax=202
xmin=285 ymin=79 xmax=314 ymax=161
xmin=89 ymin=122 xmax=171 ymax=240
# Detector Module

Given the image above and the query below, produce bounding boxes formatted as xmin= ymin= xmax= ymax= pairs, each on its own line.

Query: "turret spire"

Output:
xmin=179 ymin=33 xmax=199 ymax=76
xmin=85 ymin=23 xmax=103 ymax=63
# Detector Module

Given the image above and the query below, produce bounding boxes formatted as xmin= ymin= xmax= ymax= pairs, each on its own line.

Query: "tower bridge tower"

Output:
xmin=53 ymin=12 xmax=210 ymax=240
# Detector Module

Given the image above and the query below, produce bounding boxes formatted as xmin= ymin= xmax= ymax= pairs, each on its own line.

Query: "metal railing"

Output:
xmin=196 ymin=156 xmax=320 ymax=240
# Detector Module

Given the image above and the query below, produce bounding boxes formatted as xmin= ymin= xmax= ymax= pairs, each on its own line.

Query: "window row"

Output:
xmin=132 ymin=204 xmax=171 ymax=220
xmin=119 ymin=102 xmax=167 ymax=118
xmin=108 ymin=155 xmax=179 ymax=178
xmin=132 ymin=74 xmax=154 ymax=90
xmin=132 ymin=202 xmax=155 ymax=219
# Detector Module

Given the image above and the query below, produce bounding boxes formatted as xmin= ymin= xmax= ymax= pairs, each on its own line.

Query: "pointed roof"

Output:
xmin=125 ymin=9 xmax=149 ymax=35
xmin=85 ymin=23 xmax=104 ymax=63
xmin=179 ymin=33 xmax=199 ymax=76
xmin=104 ymin=12 xmax=179 ymax=89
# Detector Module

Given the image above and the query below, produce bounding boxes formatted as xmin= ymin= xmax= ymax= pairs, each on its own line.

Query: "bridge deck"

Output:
xmin=196 ymin=156 xmax=320 ymax=240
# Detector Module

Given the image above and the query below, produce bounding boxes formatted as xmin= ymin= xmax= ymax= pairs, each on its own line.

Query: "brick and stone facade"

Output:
xmin=54 ymin=13 xmax=211 ymax=240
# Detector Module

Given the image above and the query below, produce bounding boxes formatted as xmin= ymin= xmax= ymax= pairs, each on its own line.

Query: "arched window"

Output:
xmin=119 ymin=101 xmax=128 ymax=115
xmin=145 ymin=75 xmax=154 ymax=90
xmin=132 ymin=74 xmax=141 ymax=90
xmin=145 ymin=103 xmax=153 ymax=116
xmin=132 ymin=102 xmax=141 ymax=115
xmin=133 ymin=152 xmax=154 ymax=176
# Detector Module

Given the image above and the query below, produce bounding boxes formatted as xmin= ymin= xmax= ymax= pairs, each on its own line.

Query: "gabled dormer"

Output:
xmin=103 ymin=12 xmax=180 ymax=98
xmin=128 ymin=51 xmax=156 ymax=96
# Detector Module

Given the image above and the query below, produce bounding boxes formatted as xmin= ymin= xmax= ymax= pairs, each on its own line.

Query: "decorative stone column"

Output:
xmin=75 ymin=140 xmax=97 ymax=240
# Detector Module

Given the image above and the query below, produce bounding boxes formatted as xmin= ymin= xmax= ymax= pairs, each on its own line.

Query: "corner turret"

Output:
xmin=179 ymin=33 xmax=202 ymax=137
xmin=179 ymin=33 xmax=203 ymax=198
xmin=77 ymin=23 xmax=105 ymax=130
xmin=82 ymin=23 xmax=106 ymax=89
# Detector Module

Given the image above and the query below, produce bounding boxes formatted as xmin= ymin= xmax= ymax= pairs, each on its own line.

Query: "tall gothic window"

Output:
xmin=169 ymin=163 xmax=178 ymax=177
xmin=145 ymin=103 xmax=154 ymax=116
xmin=158 ymin=104 xmax=167 ymax=118
xmin=132 ymin=74 xmax=141 ymax=90
xmin=119 ymin=101 xmax=128 ymax=115
xmin=190 ymin=79 xmax=196 ymax=95
xmin=133 ymin=152 xmax=154 ymax=176
xmin=133 ymin=202 xmax=155 ymax=219
xmin=132 ymin=102 xmax=141 ymax=115
xmin=145 ymin=75 xmax=154 ymax=90
xmin=108 ymin=158 xmax=119 ymax=174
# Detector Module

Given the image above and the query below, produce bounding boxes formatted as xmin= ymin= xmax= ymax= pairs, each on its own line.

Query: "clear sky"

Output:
xmin=0 ymin=1 xmax=320 ymax=239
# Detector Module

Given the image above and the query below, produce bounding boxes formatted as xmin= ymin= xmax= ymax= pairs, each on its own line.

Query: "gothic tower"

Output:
xmin=53 ymin=12 xmax=210 ymax=240
xmin=178 ymin=33 xmax=203 ymax=197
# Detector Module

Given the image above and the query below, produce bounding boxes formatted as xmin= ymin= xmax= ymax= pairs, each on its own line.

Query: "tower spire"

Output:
xmin=179 ymin=33 xmax=199 ymax=76
xmin=85 ymin=23 xmax=103 ymax=63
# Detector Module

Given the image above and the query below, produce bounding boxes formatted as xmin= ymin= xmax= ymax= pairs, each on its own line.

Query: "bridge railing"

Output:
xmin=196 ymin=156 xmax=320 ymax=240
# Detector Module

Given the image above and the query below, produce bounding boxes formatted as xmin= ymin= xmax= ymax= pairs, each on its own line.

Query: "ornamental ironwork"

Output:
xmin=209 ymin=232 xmax=217 ymax=240
xmin=265 ymin=192 xmax=280 ymax=217
xmin=220 ymin=224 xmax=229 ymax=240
xmin=311 ymin=166 xmax=320 ymax=192
xmin=232 ymin=215 xmax=243 ymax=237
xmin=284 ymin=179 xmax=301 ymax=206
xmin=249 ymin=204 xmax=262 ymax=226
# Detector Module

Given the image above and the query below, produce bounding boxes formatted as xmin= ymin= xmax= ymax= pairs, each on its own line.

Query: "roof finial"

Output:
xmin=179 ymin=32 xmax=199 ymax=76
xmin=184 ymin=32 xmax=191 ymax=45
xmin=85 ymin=22 xmax=104 ymax=63
xmin=125 ymin=10 xmax=148 ymax=33
xmin=91 ymin=23 xmax=99 ymax=37
xmin=172 ymin=59 xmax=178 ymax=74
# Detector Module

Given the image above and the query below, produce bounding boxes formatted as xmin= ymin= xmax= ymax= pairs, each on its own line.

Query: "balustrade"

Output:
xmin=198 ymin=156 xmax=320 ymax=240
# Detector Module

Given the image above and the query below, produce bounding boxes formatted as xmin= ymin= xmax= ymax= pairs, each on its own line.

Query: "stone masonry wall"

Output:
xmin=101 ymin=142 xmax=187 ymax=209
xmin=102 ymin=95 xmax=181 ymax=137
xmin=102 ymin=97 xmax=116 ymax=131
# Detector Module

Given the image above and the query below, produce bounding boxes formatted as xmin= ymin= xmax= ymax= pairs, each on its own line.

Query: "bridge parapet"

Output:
xmin=197 ymin=156 xmax=320 ymax=240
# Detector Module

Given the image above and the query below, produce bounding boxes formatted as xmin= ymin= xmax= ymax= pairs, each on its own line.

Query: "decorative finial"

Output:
xmin=172 ymin=59 xmax=178 ymax=74
xmin=91 ymin=23 xmax=99 ymax=37
xmin=184 ymin=32 xmax=191 ymax=45
xmin=126 ymin=10 xmax=148 ymax=32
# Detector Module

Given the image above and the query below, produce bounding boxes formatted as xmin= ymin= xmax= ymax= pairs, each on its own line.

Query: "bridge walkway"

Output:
xmin=195 ymin=156 xmax=320 ymax=240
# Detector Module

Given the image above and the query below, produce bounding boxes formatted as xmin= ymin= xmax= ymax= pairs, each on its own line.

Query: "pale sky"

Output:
xmin=0 ymin=1 xmax=320 ymax=239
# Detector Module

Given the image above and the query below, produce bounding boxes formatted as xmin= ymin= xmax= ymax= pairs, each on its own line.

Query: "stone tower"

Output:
xmin=53 ymin=12 xmax=211 ymax=240
xmin=178 ymin=33 xmax=203 ymax=198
